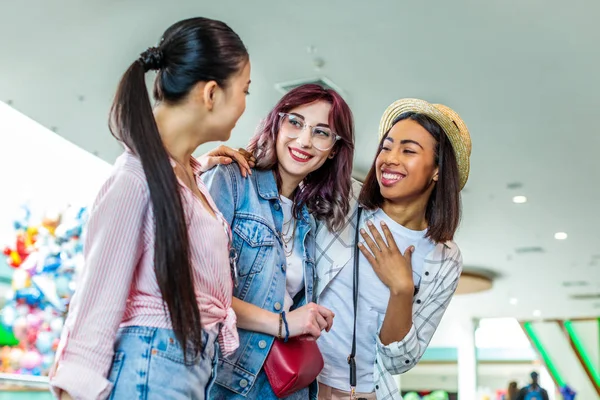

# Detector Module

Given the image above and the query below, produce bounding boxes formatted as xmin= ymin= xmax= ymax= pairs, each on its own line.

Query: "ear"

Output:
xmin=200 ymin=81 xmax=218 ymax=111
xmin=432 ymin=167 xmax=439 ymax=183
xmin=328 ymin=150 xmax=337 ymax=160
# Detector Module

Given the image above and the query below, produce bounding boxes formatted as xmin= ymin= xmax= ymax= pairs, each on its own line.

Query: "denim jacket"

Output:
xmin=201 ymin=164 xmax=317 ymax=397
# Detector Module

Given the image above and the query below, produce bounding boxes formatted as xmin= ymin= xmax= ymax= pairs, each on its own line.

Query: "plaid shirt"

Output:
xmin=314 ymin=180 xmax=463 ymax=400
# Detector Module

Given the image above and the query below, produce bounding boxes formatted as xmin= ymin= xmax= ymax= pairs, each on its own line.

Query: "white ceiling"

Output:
xmin=1 ymin=0 xmax=599 ymax=320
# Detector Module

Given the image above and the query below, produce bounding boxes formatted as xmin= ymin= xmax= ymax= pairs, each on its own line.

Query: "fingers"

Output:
xmin=360 ymin=227 xmax=381 ymax=256
xmin=358 ymin=242 xmax=377 ymax=267
xmin=403 ymin=245 xmax=415 ymax=267
xmin=315 ymin=312 xmax=328 ymax=331
xmin=237 ymin=148 xmax=256 ymax=167
xmin=225 ymin=150 xmax=252 ymax=177
xmin=315 ymin=303 xmax=334 ymax=320
xmin=305 ymin=320 xmax=321 ymax=339
xmin=366 ymin=221 xmax=388 ymax=252
xmin=379 ymin=221 xmax=399 ymax=252
xmin=316 ymin=304 xmax=335 ymax=331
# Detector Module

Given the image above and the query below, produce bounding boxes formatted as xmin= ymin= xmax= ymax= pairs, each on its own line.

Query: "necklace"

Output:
xmin=280 ymin=213 xmax=297 ymax=257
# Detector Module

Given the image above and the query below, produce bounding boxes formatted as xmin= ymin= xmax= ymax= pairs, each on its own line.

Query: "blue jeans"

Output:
xmin=107 ymin=326 xmax=218 ymax=400
xmin=210 ymin=368 xmax=310 ymax=399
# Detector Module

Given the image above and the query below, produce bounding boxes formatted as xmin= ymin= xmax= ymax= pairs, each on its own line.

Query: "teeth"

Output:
xmin=383 ymin=172 xmax=402 ymax=180
xmin=291 ymin=149 xmax=310 ymax=160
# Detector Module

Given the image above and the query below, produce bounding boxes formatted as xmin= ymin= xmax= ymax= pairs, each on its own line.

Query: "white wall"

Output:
xmin=0 ymin=101 xmax=111 ymax=245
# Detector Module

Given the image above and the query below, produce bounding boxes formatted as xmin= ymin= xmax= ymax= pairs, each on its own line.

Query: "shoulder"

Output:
xmin=202 ymin=163 xmax=244 ymax=183
xmin=441 ymin=240 xmax=462 ymax=260
xmin=350 ymin=178 xmax=363 ymax=201
xmin=91 ymin=152 xmax=150 ymax=211
xmin=430 ymin=240 xmax=463 ymax=279
xmin=107 ymin=152 xmax=149 ymax=194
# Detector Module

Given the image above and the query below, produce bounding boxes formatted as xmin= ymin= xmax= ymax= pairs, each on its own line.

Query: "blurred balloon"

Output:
xmin=26 ymin=313 xmax=43 ymax=330
xmin=1 ymin=305 xmax=17 ymax=328
xmin=36 ymin=331 xmax=54 ymax=354
xmin=12 ymin=269 xmax=30 ymax=291
xmin=20 ymin=350 xmax=42 ymax=369
xmin=1 ymin=204 xmax=88 ymax=375
xmin=12 ymin=317 xmax=27 ymax=341
xmin=42 ymin=353 xmax=54 ymax=370
xmin=50 ymin=317 xmax=63 ymax=335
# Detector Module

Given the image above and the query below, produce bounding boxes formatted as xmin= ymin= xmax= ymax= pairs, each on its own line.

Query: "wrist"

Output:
xmin=265 ymin=311 xmax=280 ymax=337
xmin=389 ymin=287 xmax=413 ymax=300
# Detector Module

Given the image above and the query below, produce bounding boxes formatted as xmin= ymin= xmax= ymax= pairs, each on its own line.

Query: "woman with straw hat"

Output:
xmin=314 ymin=98 xmax=472 ymax=400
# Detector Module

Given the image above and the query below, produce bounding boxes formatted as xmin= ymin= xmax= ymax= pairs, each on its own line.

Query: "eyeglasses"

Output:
xmin=278 ymin=112 xmax=341 ymax=151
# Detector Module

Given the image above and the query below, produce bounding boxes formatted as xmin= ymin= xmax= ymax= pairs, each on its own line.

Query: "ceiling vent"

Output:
xmin=275 ymin=77 xmax=346 ymax=97
xmin=569 ymin=293 xmax=600 ymax=300
xmin=515 ymin=246 xmax=545 ymax=255
xmin=562 ymin=281 xmax=590 ymax=288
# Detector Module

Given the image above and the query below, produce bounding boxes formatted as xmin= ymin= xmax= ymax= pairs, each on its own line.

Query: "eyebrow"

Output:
xmin=289 ymin=112 xmax=330 ymax=128
xmin=384 ymin=137 xmax=424 ymax=149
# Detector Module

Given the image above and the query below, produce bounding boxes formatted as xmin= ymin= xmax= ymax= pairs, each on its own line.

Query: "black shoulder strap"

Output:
xmin=348 ymin=206 xmax=362 ymax=390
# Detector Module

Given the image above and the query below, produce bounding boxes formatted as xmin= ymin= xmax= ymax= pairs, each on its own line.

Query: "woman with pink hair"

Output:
xmin=202 ymin=84 xmax=355 ymax=399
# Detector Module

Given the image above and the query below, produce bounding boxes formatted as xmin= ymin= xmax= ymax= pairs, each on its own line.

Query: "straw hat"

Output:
xmin=378 ymin=98 xmax=472 ymax=190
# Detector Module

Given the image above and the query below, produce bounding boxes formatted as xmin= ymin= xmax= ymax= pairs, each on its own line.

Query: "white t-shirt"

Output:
xmin=280 ymin=196 xmax=305 ymax=312
xmin=318 ymin=208 xmax=435 ymax=392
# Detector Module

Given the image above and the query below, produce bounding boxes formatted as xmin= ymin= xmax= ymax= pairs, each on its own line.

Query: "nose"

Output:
xmin=382 ymin=149 xmax=400 ymax=165
xmin=295 ymin=127 xmax=313 ymax=148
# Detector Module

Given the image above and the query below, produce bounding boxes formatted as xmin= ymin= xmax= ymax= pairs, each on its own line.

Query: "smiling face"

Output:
xmin=375 ymin=118 xmax=439 ymax=203
xmin=275 ymin=100 xmax=336 ymax=184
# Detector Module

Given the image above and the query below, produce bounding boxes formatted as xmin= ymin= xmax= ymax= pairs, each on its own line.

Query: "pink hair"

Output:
xmin=247 ymin=84 xmax=355 ymax=232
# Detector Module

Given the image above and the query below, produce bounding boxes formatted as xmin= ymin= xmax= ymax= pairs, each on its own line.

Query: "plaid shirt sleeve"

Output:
xmin=374 ymin=243 xmax=462 ymax=395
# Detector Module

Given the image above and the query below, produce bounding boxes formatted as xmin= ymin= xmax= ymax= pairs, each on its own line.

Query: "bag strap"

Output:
xmin=348 ymin=206 xmax=362 ymax=394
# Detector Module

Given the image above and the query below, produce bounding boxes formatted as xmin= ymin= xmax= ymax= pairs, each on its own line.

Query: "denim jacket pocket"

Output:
xmin=233 ymin=217 xmax=276 ymax=277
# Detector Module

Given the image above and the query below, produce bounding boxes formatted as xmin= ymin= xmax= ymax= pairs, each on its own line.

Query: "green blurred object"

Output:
xmin=0 ymin=323 xmax=18 ymax=346
xmin=0 ymin=391 xmax=53 ymax=399
xmin=423 ymin=390 xmax=449 ymax=400
xmin=403 ymin=392 xmax=422 ymax=400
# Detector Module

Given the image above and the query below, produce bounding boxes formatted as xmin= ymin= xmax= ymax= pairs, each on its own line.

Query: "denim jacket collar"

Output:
xmin=256 ymin=169 xmax=311 ymax=224
xmin=256 ymin=170 xmax=279 ymax=200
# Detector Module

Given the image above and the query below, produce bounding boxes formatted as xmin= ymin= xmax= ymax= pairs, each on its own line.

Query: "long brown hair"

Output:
xmin=108 ymin=17 xmax=248 ymax=357
xmin=359 ymin=112 xmax=461 ymax=243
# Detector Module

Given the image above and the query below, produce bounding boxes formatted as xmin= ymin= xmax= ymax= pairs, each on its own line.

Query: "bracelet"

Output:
xmin=277 ymin=312 xmax=283 ymax=340
xmin=281 ymin=311 xmax=290 ymax=343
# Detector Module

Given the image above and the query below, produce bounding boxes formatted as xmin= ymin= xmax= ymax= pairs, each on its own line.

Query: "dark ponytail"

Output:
xmin=109 ymin=17 xmax=248 ymax=357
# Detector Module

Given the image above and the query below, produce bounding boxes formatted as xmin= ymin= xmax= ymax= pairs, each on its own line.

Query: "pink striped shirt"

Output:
xmin=49 ymin=151 xmax=238 ymax=399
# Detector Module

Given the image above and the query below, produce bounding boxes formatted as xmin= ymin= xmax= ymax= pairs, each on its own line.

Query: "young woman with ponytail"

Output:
xmin=49 ymin=17 xmax=251 ymax=400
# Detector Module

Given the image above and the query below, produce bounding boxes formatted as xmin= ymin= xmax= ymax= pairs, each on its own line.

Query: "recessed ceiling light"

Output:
xmin=512 ymin=195 xmax=527 ymax=204
xmin=554 ymin=232 xmax=568 ymax=240
xmin=533 ymin=310 xmax=542 ymax=317
xmin=509 ymin=298 xmax=518 ymax=305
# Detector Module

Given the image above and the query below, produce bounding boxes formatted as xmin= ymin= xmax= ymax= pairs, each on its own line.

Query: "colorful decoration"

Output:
xmin=0 ymin=204 xmax=87 ymax=376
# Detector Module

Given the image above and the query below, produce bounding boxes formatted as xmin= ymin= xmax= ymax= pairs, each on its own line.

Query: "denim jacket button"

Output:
xmin=258 ymin=340 xmax=267 ymax=349
xmin=274 ymin=302 xmax=282 ymax=311
xmin=240 ymin=379 xmax=248 ymax=388
xmin=281 ymin=264 xmax=286 ymax=272
xmin=273 ymin=202 xmax=281 ymax=211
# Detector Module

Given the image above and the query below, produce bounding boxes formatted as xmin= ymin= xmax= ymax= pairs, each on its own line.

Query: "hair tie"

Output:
xmin=139 ymin=46 xmax=163 ymax=72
